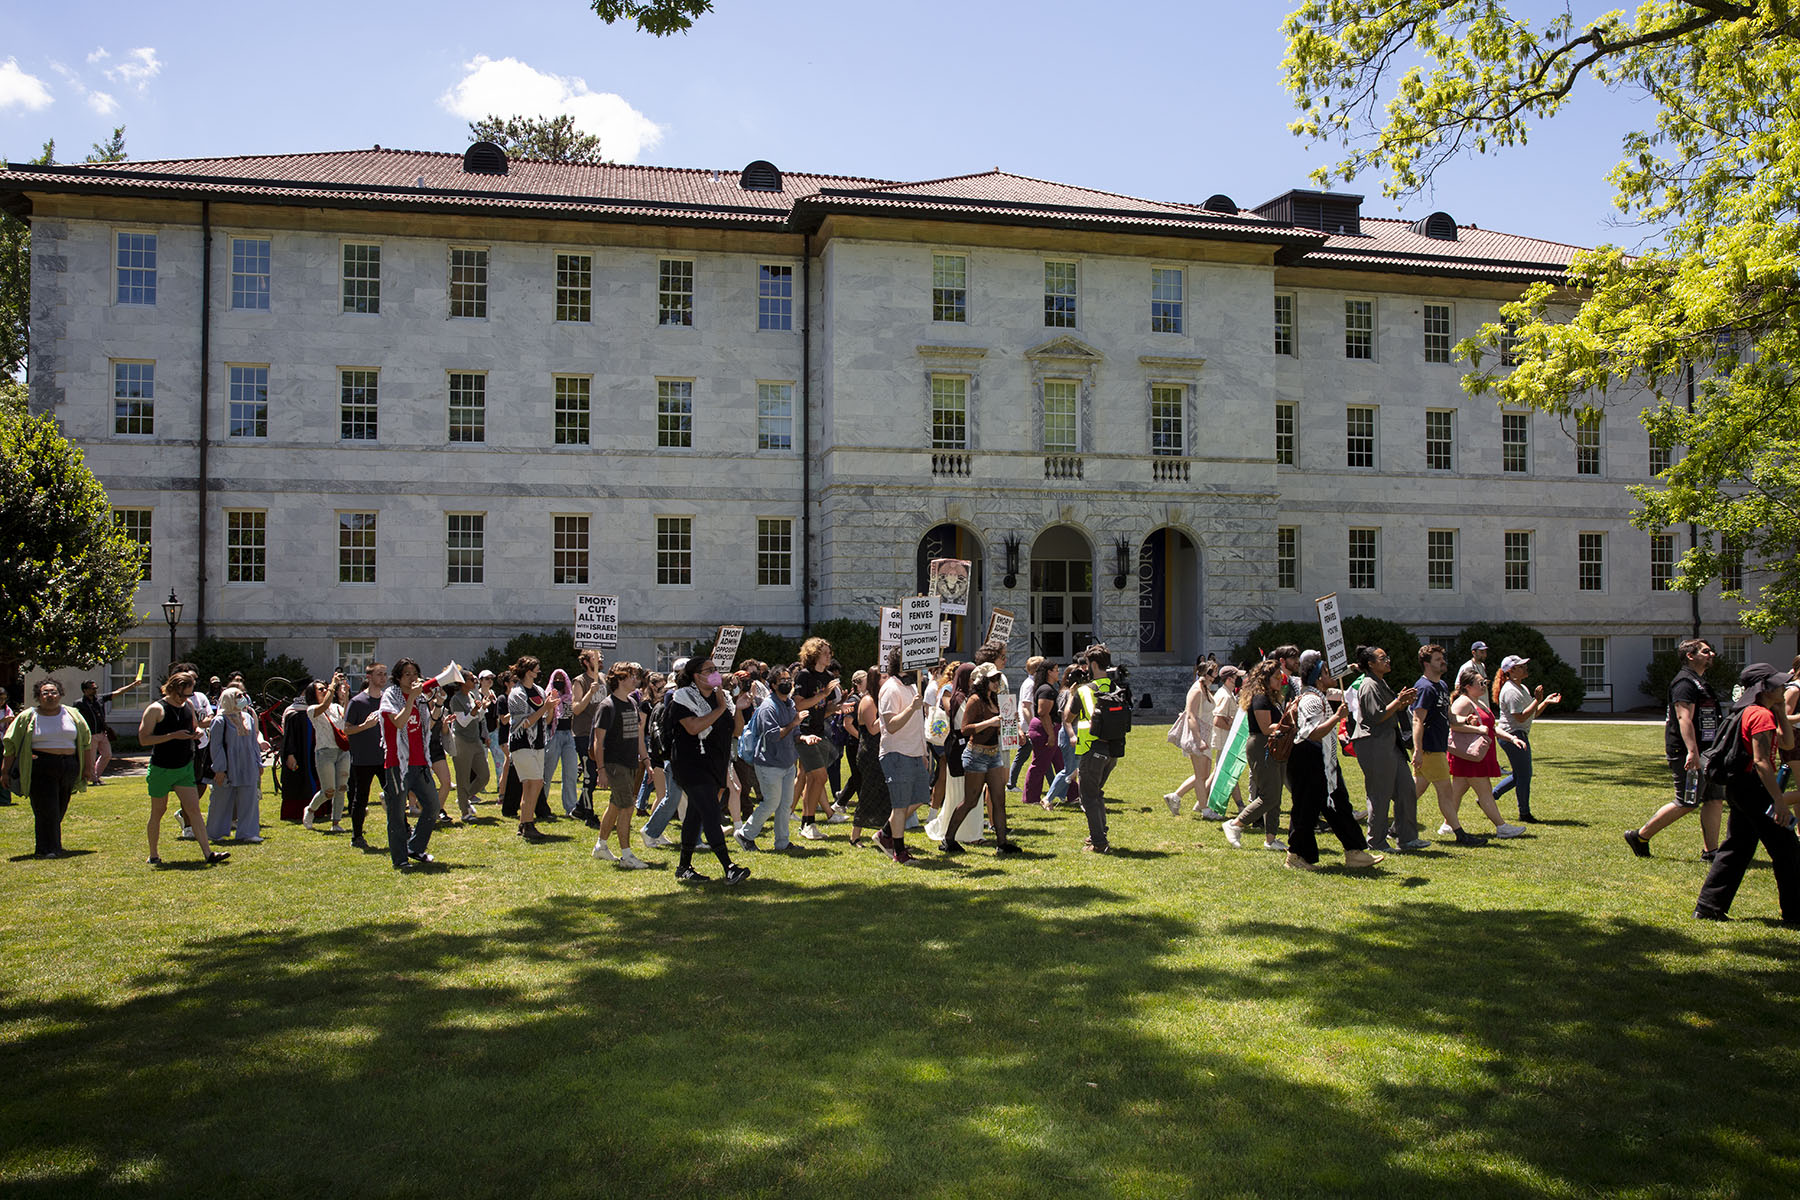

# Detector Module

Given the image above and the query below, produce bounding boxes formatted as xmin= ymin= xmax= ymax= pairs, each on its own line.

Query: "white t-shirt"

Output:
xmin=1211 ymin=684 xmax=1236 ymax=728
xmin=188 ymin=692 xmax=216 ymax=749
xmin=32 ymin=708 xmax=79 ymax=750
xmin=310 ymin=702 xmax=344 ymax=747
xmin=879 ymin=677 xmax=926 ymax=758
xmin=1496 ymin=680 xmax=1534 ymax=736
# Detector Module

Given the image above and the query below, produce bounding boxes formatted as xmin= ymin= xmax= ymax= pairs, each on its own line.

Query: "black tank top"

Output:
xmin=149 ymin=701 xmax=195 ymax=769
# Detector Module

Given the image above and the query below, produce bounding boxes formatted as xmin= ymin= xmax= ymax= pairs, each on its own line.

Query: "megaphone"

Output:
xmin=430 ymin=661 xmax=468 ymax=691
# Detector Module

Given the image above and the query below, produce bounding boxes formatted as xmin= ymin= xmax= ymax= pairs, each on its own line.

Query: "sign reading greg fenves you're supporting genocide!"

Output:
xmin=901 ymin=595 xmax=941 ymax=670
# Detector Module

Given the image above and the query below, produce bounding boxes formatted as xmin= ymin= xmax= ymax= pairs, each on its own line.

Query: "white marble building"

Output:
xmin=2 ymin=146 xmax=1769 ymax=710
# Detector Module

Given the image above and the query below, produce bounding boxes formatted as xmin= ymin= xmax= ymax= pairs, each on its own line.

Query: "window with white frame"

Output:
xmin=1347 ymin=528 xmax=1379 ymax=590
xmin=1273 ymin=293 xmax=1296 ymax=356
xmin=116 ymin=231 xmax=156 ymax=305
xmin=1044 ymin=261 xmax=1078 ymax=328
xmin=656 ymin=516 xmax=692 ymax=585
xmin=226 ymin=510 xmax=266 ymax=583
xmin=448 ymin=372 xmax=486 ymax=443
xmin=1423 ymin=303 xmax=1452 ymax=363
xmin=1275 ymin=402 xmax=1295 ymax=466
xmin=932 ymin=254 xmax=967 ymax=323
xmin=1578 ymin=532 xmax=1605 ymax=592
xmin=338 ymin=512 xmax=376 ymax=584
xmin=657 ymin=380 xmax=693 ymax=448
xmin=342 ymin=243 xmax=380 ymax=314
xmin=1579 ymin=637 xmax=1608 ymax=689
xmin=340 ymin=369 xmax=378 ymax=441
xmin=1345 ymin=298 xmax=1373 ymax=359
xmin=1722 ymin=634 xmax=1748 ymax=676
xmin=449 ymin=247 xmax=488 ymax=319
xmin=1150 ymin=384 xmax=1185 ymax=456
xmin=555 ymin=253 xmax=592 ymax=323
xmin=1427 ymin=529 xmax=1457 ymax=591
xmin=336 ymin=639 xmax=378 ymax=684
xmin=1652 ymin=635 xmax=1680 ymax=659
xmin=230 ymin=238 xmax=270 ymax=310
xmin=931 ymin=376 xmax=967 ymax=450
xmin=553 ymin=515 xmax=589 ymax=585
xmin=228 ymin=365 xmax=268 ymax=438
xmin=757 ymin=518 xmax=793 ymax=586
xmin=114 ymin=508 xmax=152 ymax=581
xmin=1499 ymin=319 xmax=1521 ymax=367
xmin=1345 ymin=405 xmax=1376 ymax=468
xmin=1504 ymin=530 xmax=1533 ymax=591
xmin=109 ymin=640 xmax=152 ymax=695
xmin=1649 ymin=435 xmax=1673 ymax=476
xmin=1651 ymin=533 xmax=1676 ymax=591
xmin=1043 ymin=379 xmax=1079 ymax=453
xmin=554 ymin=375 xmax=590 ymax=446
xmin=1721 ymin=541 xmax=1744 ymax=593
xmin=1276 ymin=526 xmax=1298 ymax=590
xmin=446 ymin=514 xmax=485 ymax=585
xmin=1425 ymin=409 xmax=1454 ymax=470
xmin=658 ymin=258 xmax=693 ymax=326
xmin=113 ymin=360 xmax=155 ymax=435
xmin=1502 ymin=412 xmax=1530 ymax=472
xmin=1576 ymin=412 xmax=1602 ymax=475
xmin=1150 ymin=268 xmax=1183 ymax=334
xmin=758 ymin=265 xmax=793 ymax=331
xmin=757 ymin=383 xmax=793 ymax=451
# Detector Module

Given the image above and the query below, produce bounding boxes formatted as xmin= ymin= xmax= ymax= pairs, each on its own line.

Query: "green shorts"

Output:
xmin=604 ymin=762 xmax=637 ymax=808
xmin=146 ymin=762 xmax=195 ymax=798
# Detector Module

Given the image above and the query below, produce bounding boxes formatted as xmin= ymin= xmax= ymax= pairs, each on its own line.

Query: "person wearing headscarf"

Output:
xmin=207 ymin=686 xmax=267 ymax=843
xmin=545 ymin=666 xmax=581 ymax=817
xmin=1287 ymin=650 xmax=1383 ymax=870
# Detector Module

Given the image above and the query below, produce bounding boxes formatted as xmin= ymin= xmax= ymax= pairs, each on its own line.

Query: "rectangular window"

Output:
xmin=1345 ymin=299 xmax=1373 ymax=359
xmin=116 ymin=231 xmax=157 ymax=305
xmin=226 ymin=510 xmax=266 ymax=583
xmin=114 ymin=508 xmax=152 ymax=581
xmin=1722 ymin=635 xmax=1748 ymax=676
xmin=1578 ymin=532 xmax=1605 ymax=592
xmin=338 ymin=512 xmax=376 ymax=584
xmin=109 ymin=640 xmax=152 ymax=696
xmin=227 ymin=365 xmax=268 ymax=438
xmin=1499 ymin=320 xmax=1521 ymax=367
xmin=656 ymin=516 xmax=692 ymax=586
xmin=446 ymin=514 xmax=485 ymax=585
xmin=449 ymin=247 xmax=488 ymax=319
xmin=1502 ymin=412 xmax=1530 ymax=473
xmin=658 ymin=258 xmax=694 ymax=326
xmin=1579 ymin=637 xmax=1608 ymax=689
xmin=1649 ymin=435 xmax=1672 ymax=476
xmin=1427 ymin=529 xmax=1457 ymax=591
xmin=1504 ymin=531 xmax=1533 ymax=592
xmin=657 ymin=379 xmax=693 ymax=448
xmin=1274 ymin=402 xmax=1295 ymax=466
xmin=1423 ymin=303 xmax=1453 ymax=363
xmin=1576 ymin=412 xmax=1602 ymax=475
xmin=1044 ymin=261 xmax=1078 ymax=328
xmin=757 ymin=383 xmax=793 ymax=451
xmin=1043 ymin=379 xmax=1079 ymax=453
xmin=931 ymin=376 xmax=967 ymax=450
xmin=1273 ymin=293 xmax=1295 ymax=356
xmin=1651 ymin=533 xmax=1676 ymax=591
xmin=932 ymin=254 xmax=967 ymax=323
xmin=230 ymin=238 xmax=271 ymax=310
xmin=447 ymin=372 xmax=486 ymax=443
xmin=553 ymin=375 xmax=590 ymax=446
xmin=1276 ymin=526 xmax=1298 ymax=591
xmin=758 ymin=264 xmax=793 ymax=331
xmin=1150 ymin=268 xmax=1184 ymax=334
xmin=340 ymin=370 xmax=378 ymax=441
xmin=1345 ymin=405 xmax=1376 ymax=469
xmin=1721 ymin=542 xmax=1744 ymax=593
xmin=1347 ymin=528 xmax=1379 ymax=591
xmin=342 ymin=243 xmax=380 ymax=314
xmin=553 ymin=515 xmax=589 ymax=585
xmin=112 ymin=360 xmax=155 ymax=435
xmin=1652 ymin=635 xmax=1680 ymax=657
xmin=757 ymin=517 xmax=793 ymax=586
xmin=1150 ymin=384 xmax=1184 ymax=456
xmin=336 ymin=639 xmax=378 ymax=683
xmin=1424 ymin=409 xmax=1454 ymax=471
xmin=555 ymin=253 xmax=592 ymax=323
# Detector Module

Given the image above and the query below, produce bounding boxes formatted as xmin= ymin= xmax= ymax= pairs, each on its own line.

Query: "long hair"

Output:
xmin=549 ymin=668 xmax=572 ymax=717
xmin=1239 ymin=658 xmax=1284 ymax=712
xmin=1490 ymin=666 xmax=1510 ymax=707
xmin=510 ymin=655 xmax=540 ymax=680
xmin=799 ymin=637 xmax=830 ymax=668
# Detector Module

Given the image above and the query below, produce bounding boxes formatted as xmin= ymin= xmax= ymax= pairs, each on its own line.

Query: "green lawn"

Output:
xmin=3 ymin=724 xmax=1797 ymax=1198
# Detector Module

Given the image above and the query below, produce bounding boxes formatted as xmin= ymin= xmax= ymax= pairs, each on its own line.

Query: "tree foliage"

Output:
xmin=472 ymin=629 xmax=583 ymax=680
xmin=181 ymin=637 xmax=315 ymax=706
xmin=1229 ymin=615 xmax=1425 ymax=670
xmin=468 ymin=114 xmax=604 ymax=163
xmin=0 ymin=409 xmax=146 ymax=688
xmin=1283 ymin=3 xmax=1800 ymax=638
xmin=589 ymin=0 xmax=714 ymax=36
xmin=1440 ymin=621 xmax=1586 ymax=712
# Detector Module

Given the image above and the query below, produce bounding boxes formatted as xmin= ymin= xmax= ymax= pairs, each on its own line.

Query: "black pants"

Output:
xmin=1076 ymin=748 xmax=1114 ymax=849
xmin=1287 ymin=742 xmax=1369 ymax=864
xmin=348 ymin=763 xmax=383 ymax=838
xmin=674 ymin=768 xmax=732 ymax=871
xmin=1696 ymin=776 xmax=1800 ymax=921
xmin=29 ymin=752 xmax=78 ymax=855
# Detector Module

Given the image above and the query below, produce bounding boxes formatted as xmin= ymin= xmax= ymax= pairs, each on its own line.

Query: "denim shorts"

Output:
xmin=961 ymin=744 xmax=1003 ymax=773
xmin=880 ymin=751 xmax=929 ymax=810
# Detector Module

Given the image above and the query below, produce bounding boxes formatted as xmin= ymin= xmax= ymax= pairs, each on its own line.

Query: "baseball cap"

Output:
xmin=1499 ymin=655 xmax=1530 ymax=672
xmin=478 ymin=669 xmax=495 ymax=679
xmin=1738 ymin=663 xmax=1792 ymax=694
xmin=671 ymin=657 xmax=690 ymax=677
xmin=1471 ymin=641 xmax=1488 ymax=651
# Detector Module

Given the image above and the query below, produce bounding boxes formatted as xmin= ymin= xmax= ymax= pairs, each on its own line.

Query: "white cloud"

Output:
xmin=88 ymin=90 xmax=118 ymax=116
xmin=440 ymin=56 xmax=663 ymax=163
xmin=86 ymin=47 xmax=110 ymax=65
xmin=0 ymin=58 xmax=54 ymax=112
xmin=103 ymin=47 xmax=160 ymax=91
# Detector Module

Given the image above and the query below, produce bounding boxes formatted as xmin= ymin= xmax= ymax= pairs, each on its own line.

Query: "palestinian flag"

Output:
xmin=1207 ymin=707 xmax=1251 ymax=815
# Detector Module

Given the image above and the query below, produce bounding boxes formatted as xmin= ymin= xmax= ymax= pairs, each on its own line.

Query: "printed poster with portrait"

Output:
xmin=929 ymin=557 xmax=972 ymax=616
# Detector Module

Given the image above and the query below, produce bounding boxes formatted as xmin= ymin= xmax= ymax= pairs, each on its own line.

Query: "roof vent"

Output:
xmin=1410 ymin=211 xmax=1458 ymax=240
xmin=1201 ymin=193 xmax=1238 ymax=214
xmin=1252 ymin=188 xmax=1363 ymax=236
xmin=739 ymin=160 xmax=782 ymax=192
xmin=462 ymin=141 xmax=509 ymax=175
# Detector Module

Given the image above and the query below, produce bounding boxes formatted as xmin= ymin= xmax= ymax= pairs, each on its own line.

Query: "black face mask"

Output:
xmin=774 ymin=679 xmax=792 ymax=696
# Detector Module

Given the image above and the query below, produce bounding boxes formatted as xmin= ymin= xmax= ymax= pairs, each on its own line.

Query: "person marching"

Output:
xmin=1694 ymin=663 xmax=1799 ymax=923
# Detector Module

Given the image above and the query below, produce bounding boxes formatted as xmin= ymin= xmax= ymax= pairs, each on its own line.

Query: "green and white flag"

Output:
xmin=1206 ymin=707 xmax=1251 ymax=815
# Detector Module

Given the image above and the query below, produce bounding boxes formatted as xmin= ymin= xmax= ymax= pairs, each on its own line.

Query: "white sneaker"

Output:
xmin=330 ymin=822 xmax=345 ymax=833
xmin=618 ymin=849 xmax=649 ymax=869
xmin=1438 ymin=822 xmax=1456 ymax=836
xmin=1495 ymin=823 xmax=1526 ymax=839
xmin=591 ymin=840 xmax=617 ymax=861
xmin=642 ymin=833 xmax=673 ymax=849
xmin=1163 ymin=792 xmax=1181 ymax=817
xmin=302 ymin=804 xmax=316 ymax=831
xmin=1199 ymin=806 xmax=1227 ymax=821
xmin=799 ymin=823 xmax=825 ymax=841
xmin=1222 ymin=819 xmax=1244 ymax=849
xmin=826 ymin=811 xmax=849 ymax=825
xmin=829 ymin=802 xmax=848 ymax=818
xmin=1263 ymin=838 xmax=1289 ymax=852
xmin=178 ymin=827 xmax=196 ymax=840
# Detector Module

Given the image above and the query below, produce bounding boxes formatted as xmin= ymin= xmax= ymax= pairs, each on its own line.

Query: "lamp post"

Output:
xmin=162 ymin=589 xmax=183 ymax=672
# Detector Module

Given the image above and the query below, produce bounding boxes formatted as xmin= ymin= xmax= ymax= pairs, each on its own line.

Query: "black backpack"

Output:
xmin=1089 ymin=681 xmax=1132 ymax=743
xmin=1700 ymin=705 xmax=1753 ymax=784
xmin=651 ymin=694 xmax=677 ymax=763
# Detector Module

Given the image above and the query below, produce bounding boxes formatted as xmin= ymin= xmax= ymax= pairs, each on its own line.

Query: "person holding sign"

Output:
xmin=876 ymin=649 xmax=930 ymax=865
xmin=666 ymin=656 xmax=751 ymax=885
xmin=1287 ymin=651 xmax=1384 ymax=870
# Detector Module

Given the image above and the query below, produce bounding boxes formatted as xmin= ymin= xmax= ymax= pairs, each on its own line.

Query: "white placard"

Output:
xmin=712 ymin=625 xmax=745 ymax=671
xmin=901 ymin=594 xmax=941 ymax=670
xmin=1315 ymin=592 xmax=1347 ymax=678
xmin=985 ymin=606 xmax=1015 ymax=646
xmin=939 ymin=618 xmax=952 ymax=650
xmin=574 ymin=594 xmax=619 ymax=648
xmin=929 ymin=558 xmax=972 ymax=616
xmin=1000 ymin=715 xmax=1021 ymax=754
xmin=879 ymin=606 xmax=901 ymax=663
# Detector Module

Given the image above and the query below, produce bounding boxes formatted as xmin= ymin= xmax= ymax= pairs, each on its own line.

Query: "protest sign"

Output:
xmin=879 ymin=606 xmax=901 ymax=662
xmin=939 ymin=619 xmax=952 ymax=650
xmin=1315 ymin=592 xmax=1347 ymax=678
xmin=573 ymin=594 xmax=619 ymax=648
xmin=712 ymin=625 xmax=745 ymax=671
xmin=985 ymin=607 xmax=1015 ymax=646
xmin=901 ymin=594 xmax=941 ymax=670
xmin=928 ymin=558 xmax=972 ymax=615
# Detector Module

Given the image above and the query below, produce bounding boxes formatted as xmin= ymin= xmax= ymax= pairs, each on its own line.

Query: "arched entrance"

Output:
xmin=1030 ymin=525 xmax=1094 ymax=659
xmin=916 ymin=523 xmax=984 ymax=656
xmin=1138 ymin=528 xmax=1201 ymax=661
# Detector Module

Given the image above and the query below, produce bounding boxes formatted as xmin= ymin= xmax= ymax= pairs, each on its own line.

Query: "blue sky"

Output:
xmin=3 ymin=0 xmax=1653 ymax=249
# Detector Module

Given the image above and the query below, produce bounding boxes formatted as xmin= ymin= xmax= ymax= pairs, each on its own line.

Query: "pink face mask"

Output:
xmin=703 ymin=671 xmax=723 ymax=689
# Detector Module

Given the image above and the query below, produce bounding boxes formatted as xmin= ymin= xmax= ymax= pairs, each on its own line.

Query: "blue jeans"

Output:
xmin=381 ymin=765 xmax=441 ymax=868
xmin=744 ymin=763 xmax=796 ymax=848
xmin=545 ymin=727 xmax=579 ymax=814
xmin=1493 ymin=736 xmax=1532 ymax=812
xmin=643 ymin=760 xmax=686 ymax=839
xmin=1047 ymin=727 xmax=1079 ymax=801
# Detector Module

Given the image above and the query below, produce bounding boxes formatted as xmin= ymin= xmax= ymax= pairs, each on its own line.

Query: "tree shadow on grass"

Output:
xmin=3 ymin=889 xmax=1799 ymax=1197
